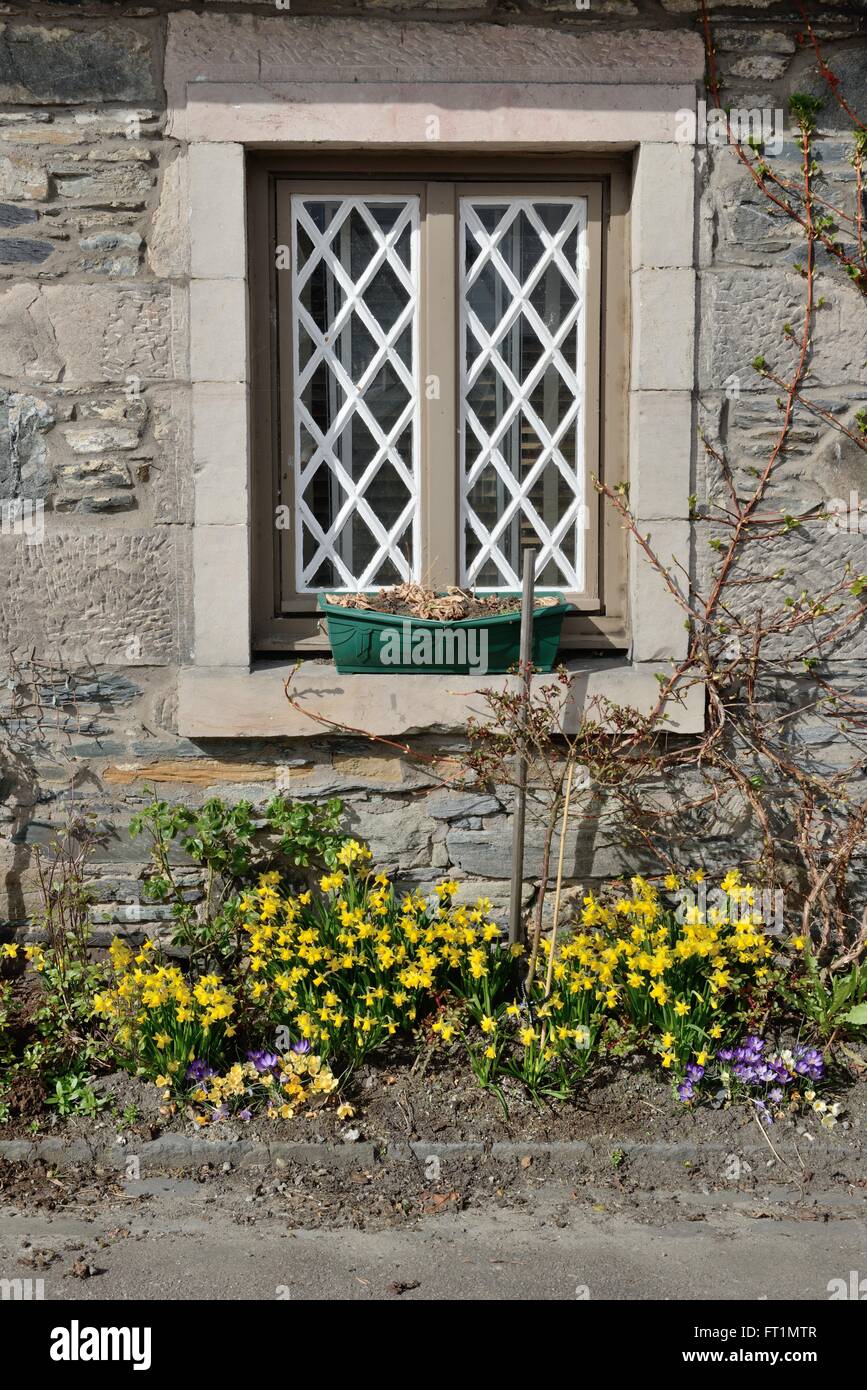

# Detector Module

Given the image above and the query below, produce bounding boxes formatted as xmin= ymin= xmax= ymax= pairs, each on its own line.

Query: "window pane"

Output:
xmin=460 ymin=196 xmax=587 ymax=591
xmin=291 ymin=195 xmax=420 ymax=591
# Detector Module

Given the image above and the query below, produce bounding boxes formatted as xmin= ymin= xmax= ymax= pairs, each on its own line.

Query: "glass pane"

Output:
xmin=461 ymin=196 xmax=587 ymax=592
xmin=291 ymin=195 xmax=420 ymax=591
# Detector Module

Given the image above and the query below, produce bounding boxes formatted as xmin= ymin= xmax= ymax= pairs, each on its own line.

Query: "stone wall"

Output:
xmin=0 ymin=0 xmax=865 ymax=937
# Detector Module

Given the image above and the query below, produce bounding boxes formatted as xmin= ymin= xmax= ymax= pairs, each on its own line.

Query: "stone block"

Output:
xmin=192 ymin=523 xmax=250 ymax=665
xmin=346 ymin=800 xmax=436 ymax=869
xmin=445 ymin=818 xmax=631 ymax=881
xmin=799 ymin=45 xmax=867 ymax=132
xmin=0 ymin=201 xmax=38 ymax=227
xmin=192 ymin=381 xmax=249 ymax=525
xmin=632 ymin=143 xmax=694 ymax=270
xmin=79 ymin=229 xmax=143 ymax=277
xmin=0 ymin=150 xmax=48 ymax=199
xmin=0 ymin=235 xmax=51 ymax=264
xmin=424 ymin=788 xmax=503 ymax=820
xmin=63 ymin=424 xmax=142 ymax=454
xmin=629 ymin=520 xmax=691 ymax=662
xmin=0 ymin=282 xmax=62 ymax=382
xmin=189 ymin=143 xmax=245 ymax=279
xmin=52 ymin=163 xmax=154 ymax=204
xmin=56 ymin=457 xmax=133 ymax=490
xmin=166 ymin=14 xmax=704 ymax=127
xmin=629 ymin=391 xmax=693 ymax=519
xmin=0 ymin=284 xmax=178 ymax=385
xmin=631 ymin=269 xmax=696 ymax=391
xmin=700 ymin=268 xmax=867 ymax=390
xmin=189 ymin=280 xmax=248 ymax=383
xmin=147 ymin=153 xmax=189 ymax=279
xmin=0 ymin=23 xmax=158 ymax=105
xmin=0 ymin=386 xmax=54 ymax=498
xmin=0 ymin=530 xmax=188 ymax=665
xmin=150 ymin=384 xmax=194 ymax=526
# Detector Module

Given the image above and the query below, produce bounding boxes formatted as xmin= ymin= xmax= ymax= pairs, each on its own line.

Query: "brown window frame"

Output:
xmin=248 ymin=152 xmax=630 ymax=655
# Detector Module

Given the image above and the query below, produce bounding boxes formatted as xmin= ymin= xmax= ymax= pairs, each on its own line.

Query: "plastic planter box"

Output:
xmin=318 ymin=594 xmax=575 ymax=675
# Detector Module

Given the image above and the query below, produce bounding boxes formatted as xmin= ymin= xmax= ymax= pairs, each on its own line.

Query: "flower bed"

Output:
xmin=1 ymin=802 xmax=865 ymax=1143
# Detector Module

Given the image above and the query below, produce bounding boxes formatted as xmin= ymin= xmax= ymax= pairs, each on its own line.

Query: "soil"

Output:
xmin=323 ymin=583 xmax=559 ymax=621
xmin=1 ymin=1048 xmax=865 ymax=1233
xmin=4 ymin=1044 xmax=865 ymax=1155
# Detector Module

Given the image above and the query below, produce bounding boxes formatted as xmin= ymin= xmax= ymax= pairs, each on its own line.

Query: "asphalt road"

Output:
xmin=1 ymin=1174 xmax=865 ymax=1301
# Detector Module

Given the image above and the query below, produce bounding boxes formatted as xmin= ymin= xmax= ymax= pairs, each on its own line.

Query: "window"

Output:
xmin=459 ymin=191 xmax=590 ymax=594
xmin=289 ymin=191 xmax=422 ymax=593
xmin=249 ymin=156 xmax=628 ymax=654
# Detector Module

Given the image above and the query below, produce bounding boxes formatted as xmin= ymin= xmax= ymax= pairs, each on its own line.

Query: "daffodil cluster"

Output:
xmin=236 ymin=843 xmax=517 ymax=1066
xmin=93 ymin=937 xmax=236 ymax=1081
xmin=451 ymin=941 xmax=599 ymax=1099
xmin=562 ymin=870 xmax=781 ymax=1070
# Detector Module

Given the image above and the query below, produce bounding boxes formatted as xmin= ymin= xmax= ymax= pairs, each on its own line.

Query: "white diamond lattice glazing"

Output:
xmin=460 ymin=197 xmax=588 ymax=591
xmin=291 ymin=195 xmax=421 ymax=592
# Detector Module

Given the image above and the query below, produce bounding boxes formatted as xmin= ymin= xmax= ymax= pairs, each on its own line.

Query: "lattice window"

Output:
xmin=290 ymin=194 xmax=421 ymax=592
xmin=459 ymin=196 xmax=588 ymax=591
xmin=257 ymin=167 xmax=621 ymax=650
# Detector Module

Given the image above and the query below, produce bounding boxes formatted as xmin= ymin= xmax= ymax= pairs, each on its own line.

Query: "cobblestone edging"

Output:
xmin=1 ymin=1134 xmax=864 ymax=1176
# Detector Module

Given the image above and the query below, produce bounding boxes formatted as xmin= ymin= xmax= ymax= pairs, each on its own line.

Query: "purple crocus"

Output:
xmin=793 ymin=1046 xmax=825 ymax=1081
xmin=677 ymin=1080 xmax=695 ymax=1102
xmin=247 ymin=1049 xmax=279 ymax=1073
xmin=716 ymin=1035 xmax=827 ymax=1100
xmin=291 ymin=1039 xmax=311 ymax=1055
xmin=186 ymin=1059 xmax=216 ymax=1083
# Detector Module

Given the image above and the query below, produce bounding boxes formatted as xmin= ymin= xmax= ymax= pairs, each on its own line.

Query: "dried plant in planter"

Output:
xmin=323 ymin=583 xmax=557 ymax=622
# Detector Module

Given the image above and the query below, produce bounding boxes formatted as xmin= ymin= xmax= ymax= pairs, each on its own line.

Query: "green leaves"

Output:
xmin=265 ymin=794 xmax=346 ymax=869
xmin=132 ymin=792 xmax=349 ymax=969
xmin=44 ymin=1073 xmax=106 ymax=1118
xmin=789 ymin=93 xmax=823 ymax=133
xmin=842 ymin=1002 xmax=867 ymax=1028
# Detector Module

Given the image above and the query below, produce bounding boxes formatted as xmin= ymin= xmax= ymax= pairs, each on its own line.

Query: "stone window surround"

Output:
xmin=172 ymin=18 xmax=703 ymax=738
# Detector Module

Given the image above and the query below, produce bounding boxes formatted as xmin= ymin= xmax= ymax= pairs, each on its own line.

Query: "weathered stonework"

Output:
xmin=0 ymin=1 xmax=864 ymax=936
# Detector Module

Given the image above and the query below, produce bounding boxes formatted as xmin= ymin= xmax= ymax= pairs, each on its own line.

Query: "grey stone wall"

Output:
xmin=0 ymin=0 xmax=865 ymax=935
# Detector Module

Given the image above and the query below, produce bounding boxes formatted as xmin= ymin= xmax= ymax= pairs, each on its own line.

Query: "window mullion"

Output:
xmin=422 ymin=181 xmax=457 ymax=589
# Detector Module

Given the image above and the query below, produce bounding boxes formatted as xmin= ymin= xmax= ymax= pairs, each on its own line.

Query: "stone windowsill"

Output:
xmin=176 ymin=659 xmax=704 ymax=739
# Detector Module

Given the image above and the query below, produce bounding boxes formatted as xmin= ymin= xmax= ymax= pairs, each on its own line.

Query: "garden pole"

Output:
xmin=539 ymin=754 xmax=577 ymax=1051
xmin=508 ymin=544 xmax=537 ymax=946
